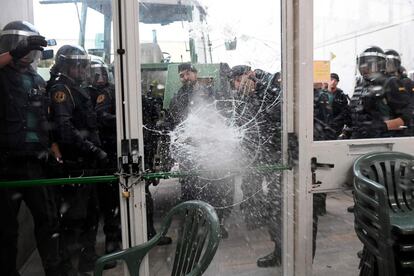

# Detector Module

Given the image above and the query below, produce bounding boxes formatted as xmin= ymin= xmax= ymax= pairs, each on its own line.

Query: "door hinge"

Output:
xmin=288 ymin=132 xmax=298 ymax=166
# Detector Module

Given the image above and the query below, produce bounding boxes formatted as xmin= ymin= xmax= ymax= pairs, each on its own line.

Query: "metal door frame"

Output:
xmin=112 ymin=0 xmax=312 ymax=275
xmin=291 ymin=1 xmax=414 ymax=275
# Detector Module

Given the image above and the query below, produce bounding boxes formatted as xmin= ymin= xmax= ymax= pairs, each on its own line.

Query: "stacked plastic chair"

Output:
xmin=353 ymin=151 xmax=414 ymax=276
xmin=94 ymin=200 xmax=221 ymax=276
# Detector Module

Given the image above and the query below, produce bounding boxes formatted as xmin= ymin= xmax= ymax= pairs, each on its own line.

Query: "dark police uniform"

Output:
xmin=142 ymin=92 xmax=160 ymax=234
xmin=258 ymin=79 xmax=283 ymax=267
xmin=49 ymin=74 xmax=102 ymax=272
xmin=90 ymin=84 xmax=122 ymax=253
xmin=314 ymin=87 xmax=349 ymax=140
xmin=142 ymin=92 xmax=173 ymax=245
xmin=0 ymin=65 xmax=62 ymax=276
xmin=233 ymin=71 xmax=283 ymax=267
xmin=346 ymin=76 xmax=412 ymax=139
xmin=399 ymin=75 xmax=414 ymax=136
xmin=169 ymin=80 xmax=234 ymax=230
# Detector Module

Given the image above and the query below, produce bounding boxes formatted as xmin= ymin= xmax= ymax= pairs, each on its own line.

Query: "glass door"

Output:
xmin=135 ymin=0 xmax=286 ymax=275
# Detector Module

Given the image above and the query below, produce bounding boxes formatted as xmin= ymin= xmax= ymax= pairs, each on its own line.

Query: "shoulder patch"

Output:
xmin=96 ymin=94 xmax=106 ymax=104
xmin=53 ymin=91 xmax=67 ymax=103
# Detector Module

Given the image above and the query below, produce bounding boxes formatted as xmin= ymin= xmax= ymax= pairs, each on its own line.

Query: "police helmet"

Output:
xmin=55 ymin=45 xmax=90 ymax=83
xmin=89 ymin=56 xmax=110 ymax=88
xmin=229 ymin=65 xmax=251 ymax=79
xmin=399 ymin=65 xmax=408 ymax=78
xmin=357 ymin=46 xmax=386 ymax=80
xmin=384 ymin=49 xmax=401 ymax=75
xmin=0 ymin=20 xmax=42 ymax=63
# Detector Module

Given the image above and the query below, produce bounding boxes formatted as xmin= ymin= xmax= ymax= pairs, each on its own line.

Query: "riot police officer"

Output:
xmin=229 ymin=65 xmax=283 ymax=267
xmin=142 ymin=86 xmax=173 ymax=245
xmin=314 ymin=73 xmax=349 ymax=141
xmin=346 ymin=46 xmax=412 ymax=139
xmin=384 ymin=49 xmax=414 ymax=136
xmin=229 ymin=65 xmax=265 ymax=229
xmin=48 ymin=45 xmax=107 ymax=273
xmin=169 ymin=63 xmax=234 ymax=239
xmin=88 ymin=57 xmax=122 ymax=259
xmin=0 ymin=21 xmax=63 ymax=276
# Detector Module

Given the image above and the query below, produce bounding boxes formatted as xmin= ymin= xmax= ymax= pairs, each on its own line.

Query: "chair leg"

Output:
xmin=358 ymin=247 xmax=378 ymax=276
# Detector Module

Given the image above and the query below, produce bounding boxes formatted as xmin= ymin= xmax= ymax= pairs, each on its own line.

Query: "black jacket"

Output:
xmin=0 ymin=65 xmax=49 ymax=154
xmin=49 ymin=75 xmax=101 ymax=161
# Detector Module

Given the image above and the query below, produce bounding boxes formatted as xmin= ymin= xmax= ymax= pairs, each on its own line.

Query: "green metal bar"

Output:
xmin=0 ymin=164 xmax=291 ymax=188
xmin=0 ymin=175 xmax=117 ymax=188
xmin=142 ymin=164 xmax=291 ymax=180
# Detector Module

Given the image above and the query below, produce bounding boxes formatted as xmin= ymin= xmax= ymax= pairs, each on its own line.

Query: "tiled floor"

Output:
xmin=20 ymin=181 xmax=361 ymax=276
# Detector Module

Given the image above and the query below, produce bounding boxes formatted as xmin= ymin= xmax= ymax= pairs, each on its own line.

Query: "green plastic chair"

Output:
xmin=94 ymin=200 xmax=220 ymax=276
xmin=353 ymin=151 xmax=414 ymax=276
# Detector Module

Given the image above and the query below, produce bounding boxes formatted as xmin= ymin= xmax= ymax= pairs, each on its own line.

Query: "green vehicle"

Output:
xmin=39 ymin=0 xmax=232 ymax=107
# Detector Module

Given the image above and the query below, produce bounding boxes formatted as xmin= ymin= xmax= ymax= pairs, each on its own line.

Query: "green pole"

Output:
xmin=0 ymin=164 xmax=291 ymax=188
xmin=0 ymin=175 xmax=117 ymax=188
xmin=142 ymin=164 xmax=291 ymax=180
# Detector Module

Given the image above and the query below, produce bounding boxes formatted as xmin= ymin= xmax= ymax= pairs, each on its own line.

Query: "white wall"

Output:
xmin=0 ymin=0 xmax=33 ymax=29
xmin=314 ymin=0 xmax=414 ymax=96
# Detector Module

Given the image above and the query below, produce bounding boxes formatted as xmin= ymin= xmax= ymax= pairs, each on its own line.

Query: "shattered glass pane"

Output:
xmin=140 ymin=0 xmax=284 ymax=275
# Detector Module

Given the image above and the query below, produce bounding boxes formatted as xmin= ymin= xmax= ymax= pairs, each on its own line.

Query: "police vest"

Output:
xmin=0 ymin=66 xmax=49 ymax=154
xmin=49 ymin=77 xmax=100 ymax=160
xmin=350 ymin=77 xmax=393 ymax=138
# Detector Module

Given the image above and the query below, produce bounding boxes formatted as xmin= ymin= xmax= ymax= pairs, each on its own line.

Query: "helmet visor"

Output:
xmin=385 ymin=55 xmax=401 ymax=74
xmin=90 ymin=64 xmax=109 ymax=86
xmin=358 ymin=53 xmax=385 ymax=77
xmin=0 ymin=30 xmax=41 ymax=62
xmin=61 ymin=54 xmax=91 ymax=82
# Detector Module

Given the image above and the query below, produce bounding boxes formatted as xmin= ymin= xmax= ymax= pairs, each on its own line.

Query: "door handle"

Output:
xmin=311 ymin=157 xmax=334 ymax=186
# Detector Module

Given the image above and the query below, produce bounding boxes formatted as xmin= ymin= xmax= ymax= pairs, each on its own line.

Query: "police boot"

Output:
xmin=257 ymin=248 xmax=281 ymax=268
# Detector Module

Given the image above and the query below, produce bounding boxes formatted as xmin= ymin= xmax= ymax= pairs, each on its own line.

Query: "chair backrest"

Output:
xmin=354 ymin=151 xmax=414 ymax=213
xmin=94 ymin=200 xmax=221 ymax=276
xmin=353 ymin=151 xmax=414 ymax=276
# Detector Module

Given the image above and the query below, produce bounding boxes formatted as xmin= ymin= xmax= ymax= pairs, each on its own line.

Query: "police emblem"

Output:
xmin=53 ymin=91 xmax=66 ymax=103
xmin=96 ymin=94 xmax=106 ymax=104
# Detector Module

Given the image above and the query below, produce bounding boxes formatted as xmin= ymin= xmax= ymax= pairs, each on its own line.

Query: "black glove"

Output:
xmin=84 ymin=140 xmax=108 ymax=161
xmin=9 ymin=35 xmax=47 ymax=59
xmin=91 ymin=145 xmax=108 ymax=161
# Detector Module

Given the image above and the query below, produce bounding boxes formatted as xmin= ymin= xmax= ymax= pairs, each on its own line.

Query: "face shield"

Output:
xmin=61 ymin=55 xmax=91 ymax=83
xmin=358 ymin=52 xmax=386 ymax=79
xmin=385 ymin=55 xmax=401 ymax=74
xmin=90 ymin=63 xmax=109 ymax=87
xmin=0 ymin=30 xmax=41 ymax=63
